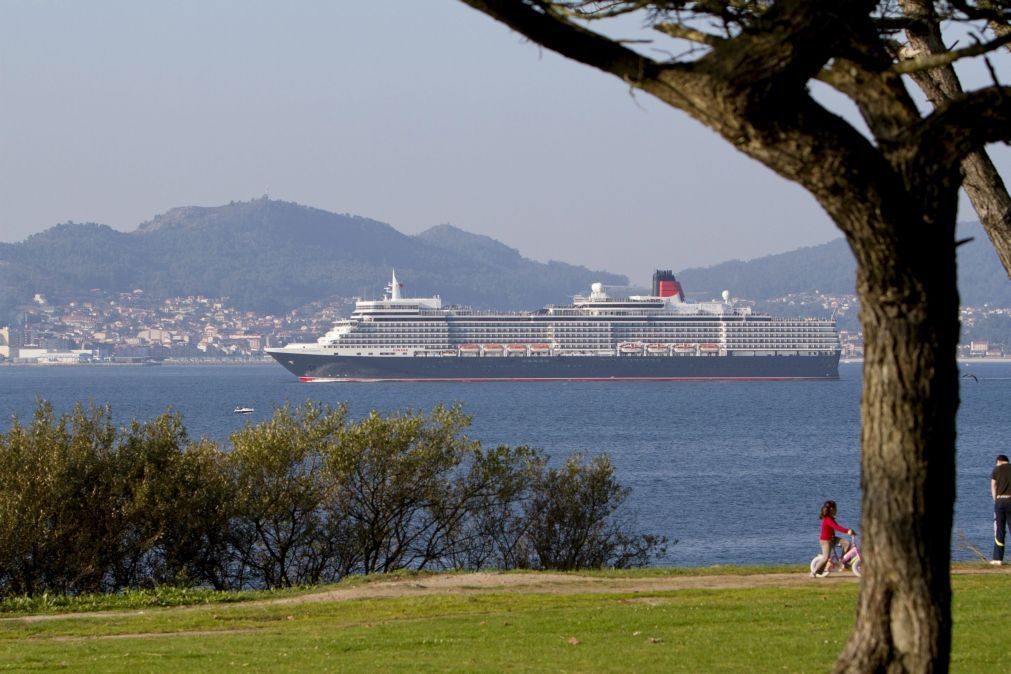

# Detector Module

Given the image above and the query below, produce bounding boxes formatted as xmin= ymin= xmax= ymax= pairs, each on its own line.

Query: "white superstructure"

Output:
xmin=270 ymin=270 xmax=840 ymax=360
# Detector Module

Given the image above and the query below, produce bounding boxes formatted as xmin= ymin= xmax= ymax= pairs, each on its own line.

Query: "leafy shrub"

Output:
xmin=228 ymin=402 xmax=346 ymax=588
xmin=0 ymin=400 xmax=668 ymax=598
xmin=523 ymin=453 xmax=668 ymax=570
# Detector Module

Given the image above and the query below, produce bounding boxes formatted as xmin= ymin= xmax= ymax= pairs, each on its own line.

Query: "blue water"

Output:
xmin=1 ymin=361 xmax=1008 ymax=567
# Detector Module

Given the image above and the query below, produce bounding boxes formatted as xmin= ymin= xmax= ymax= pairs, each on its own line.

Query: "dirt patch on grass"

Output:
xmin=264 ymin=569 xmax=856 ymax=608
xmin=47 ymin=628 xmax=259 ymax=642
xmin=7 ymin=566 xmax=1005 ymax=625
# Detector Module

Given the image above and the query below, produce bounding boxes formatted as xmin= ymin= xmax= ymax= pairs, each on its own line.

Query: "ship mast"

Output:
xmin=387 ymin=270 xmax=402 ymax=301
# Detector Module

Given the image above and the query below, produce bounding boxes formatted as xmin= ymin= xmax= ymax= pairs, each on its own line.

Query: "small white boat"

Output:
xmin=233 ymin=405 xmax=254 ymax=414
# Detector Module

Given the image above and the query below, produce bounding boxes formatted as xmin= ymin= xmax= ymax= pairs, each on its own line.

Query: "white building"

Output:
xmin=16 ymin=347 xmax=93 ymax=364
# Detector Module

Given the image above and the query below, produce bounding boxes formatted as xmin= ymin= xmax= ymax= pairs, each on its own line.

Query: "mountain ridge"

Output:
xmin=0 ymin=199 xmax=626 ymax=320
xmin=677 ymin=221 xmax=1011 ymax=308
xmin=2 ymin=200 xmax=1009 ymax=325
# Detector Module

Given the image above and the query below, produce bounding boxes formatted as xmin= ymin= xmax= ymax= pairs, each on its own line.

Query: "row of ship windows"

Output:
xmin=358 ymin=325 xmax=835 ymax=334
xmin=359 ymin=323 xmax=833 ymax=331
xmin=365 ymin=321 xmax=835 ymax=330
xmin=370 ymin=314 xmax=831 ymax=324
xmin=347 ymin=333 xmax=836 ymax=342
xmin=336 ymin=339 xmax=838 ymax=348
xmin=347 ymin=328 xmax=840 ymax=336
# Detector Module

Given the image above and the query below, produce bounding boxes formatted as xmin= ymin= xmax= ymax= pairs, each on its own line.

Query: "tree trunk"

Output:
xmin=836 ymin=215 xmax=960 ymax=673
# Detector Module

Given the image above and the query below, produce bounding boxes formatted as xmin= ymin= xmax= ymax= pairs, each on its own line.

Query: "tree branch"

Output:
xmin=915 ymin=85 xmax=1011 ymax=165
xmin=899 ymin=0 xmax=1011 ymax=278
xmin=654 ymin=22 xmax=725 ymax=47
xmin=962 ymin=150 xmax=1011 ymax=278
xmin=459 ymin=0 xmax=660 ymax=84
xmin=891 ymin=31 xmax=1011 ymax=74
xmin=703 ymin=0 xmax=879 ymax=93
xmin=817 ymin=50 xmax=922 ymax=144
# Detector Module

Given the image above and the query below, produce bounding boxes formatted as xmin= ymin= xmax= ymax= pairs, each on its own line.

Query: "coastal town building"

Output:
xmin=0 ymin=327 xmax=10 ymax=360
xmin=1 ymin=289 xmax=1008 ymax=364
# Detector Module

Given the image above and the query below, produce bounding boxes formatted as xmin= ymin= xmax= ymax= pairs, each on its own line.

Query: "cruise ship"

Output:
xmin=266 ymin=270 xmax=840 ymax=382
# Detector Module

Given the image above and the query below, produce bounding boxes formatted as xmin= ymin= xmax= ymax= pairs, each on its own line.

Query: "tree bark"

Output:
xmin=835 ymin=212 xmax=960 ymax=673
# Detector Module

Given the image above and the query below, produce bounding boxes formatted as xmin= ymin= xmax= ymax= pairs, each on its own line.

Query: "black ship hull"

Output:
xmin=268 ymin=352 xmax=841 ymax=382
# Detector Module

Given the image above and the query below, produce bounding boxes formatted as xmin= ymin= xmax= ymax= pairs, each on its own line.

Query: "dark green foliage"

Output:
xmin=322 ymin=405 xmax=478 ymax=576
xmin=228 ymin=402 xmax=346 ymax=588
xmin=523 ymin=454 xmax=668 ymax=570
xmin=445 ymin=443 xmax=545 ymax=570
xmin=0 ymin=199 xmax=625 ymax=316
xmin=0 ymin=401 xmax=665 ymax=598
xmin=131 ymin=432 xmax=236 ymax=590
xmin=0 ymin=402 xmax=124 ymax=595
xmin=0 ymin=403 xmax=234 ymax=595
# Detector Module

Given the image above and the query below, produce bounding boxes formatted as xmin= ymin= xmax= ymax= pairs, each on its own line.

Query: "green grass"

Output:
xmin=0 ymin=572 xmax=1006 ymax=673
xmin=0 ymin=585 xmax=315 ymax=616
xmin=0 ymin=566 xmax=805 ymax=618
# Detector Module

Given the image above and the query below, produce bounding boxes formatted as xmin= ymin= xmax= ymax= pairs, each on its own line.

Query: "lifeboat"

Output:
xmin=699 ymin=343 xmax=720 ymax=353
xmin=646 ymin=343 xmax=669 ymax=354
xmin=459 ymin=344 xmax=481 ymax=356
xmin=619 ymin=342 xmax=644 ymax=354
xmin=506 ymin=344 xmax=528 ymax=355
xmin=482 ymin=344 xmax=504 ymax=354
xmin=529 ymin=344 xmax=551 ymax=352
xmin=673 ymin=344 xmax=696 ymax=354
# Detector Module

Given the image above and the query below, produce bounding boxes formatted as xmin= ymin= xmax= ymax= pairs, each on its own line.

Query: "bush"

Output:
xmin=524 ymin=453 xmax=668 ymax=570
xmin=322 ymin=404 xmax=478 ymax=576
xmin=0 ymin=401 xmax=668 ymax=598
xmin=0 ymin=403 xmax=236 ymax=596
xmin=228 ymin=402 xmax=346 ymax=588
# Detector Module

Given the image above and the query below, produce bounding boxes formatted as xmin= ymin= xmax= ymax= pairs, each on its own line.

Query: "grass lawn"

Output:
xmin=0 ymin=569 xmax=1006 ymax=673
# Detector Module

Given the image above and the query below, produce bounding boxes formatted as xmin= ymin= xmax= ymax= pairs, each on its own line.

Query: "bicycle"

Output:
xmin=810 ymin=534 xmax=862 ymax=577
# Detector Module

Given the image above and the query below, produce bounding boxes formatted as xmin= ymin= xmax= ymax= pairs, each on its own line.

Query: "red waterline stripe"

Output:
xmin=297 ymin=376 xmax=831 ymax=383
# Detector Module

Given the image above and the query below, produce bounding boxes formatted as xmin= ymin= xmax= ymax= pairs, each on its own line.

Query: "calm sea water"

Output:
xmin=2 ymin=361 xmax=1008 ymax=567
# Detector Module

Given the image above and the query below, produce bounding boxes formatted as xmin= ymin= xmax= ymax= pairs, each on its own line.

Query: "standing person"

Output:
xmin=812 ymin=500 xmax=855 ymax=577
xmin=992 ymin=454 xmax=1011 ymax=566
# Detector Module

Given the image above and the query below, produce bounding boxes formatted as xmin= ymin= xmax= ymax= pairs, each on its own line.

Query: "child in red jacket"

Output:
xmin=812 ymin=500 xmax=854 ymax=577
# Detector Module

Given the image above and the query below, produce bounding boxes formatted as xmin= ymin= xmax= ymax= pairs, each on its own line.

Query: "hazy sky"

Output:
xmin=2 ymin=1 xmax=1009 ymax=285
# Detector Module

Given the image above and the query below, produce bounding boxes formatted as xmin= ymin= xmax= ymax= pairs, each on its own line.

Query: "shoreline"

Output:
xmin=842 ymin=357 xmax=1011 ymax=364
xmin=6 ymin=356 xmax=1011 ymax=367
xmin=0 ymin=357 xmax=274 ymax=367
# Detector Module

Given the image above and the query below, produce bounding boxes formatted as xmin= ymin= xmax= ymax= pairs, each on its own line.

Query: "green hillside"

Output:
xmin=3 ymin=202 xmax=1008 ymax=326
xmin=0 ymin=199 xmax=625 ymax=319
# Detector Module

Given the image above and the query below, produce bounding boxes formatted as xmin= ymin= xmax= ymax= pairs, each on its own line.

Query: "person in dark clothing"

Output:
xmin=992 ymin=454 xmax=1011 ymax=565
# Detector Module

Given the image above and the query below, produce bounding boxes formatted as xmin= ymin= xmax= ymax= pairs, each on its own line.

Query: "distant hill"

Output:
xmin=678 ymin=221 xmax=1011 ymax=308
xmin=3 ymin=202 xmax=1009 ymax=325
xmin=0 ymin=199 xmax=625 ymax=320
